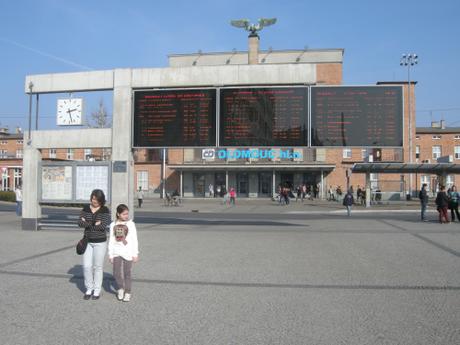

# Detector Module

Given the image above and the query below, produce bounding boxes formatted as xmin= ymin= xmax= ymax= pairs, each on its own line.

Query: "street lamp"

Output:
xmin=400 ymin=53 xmax=418 ymax=198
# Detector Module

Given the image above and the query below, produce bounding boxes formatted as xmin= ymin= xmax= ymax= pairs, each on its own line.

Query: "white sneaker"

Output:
xmin=117 ymin=289 xmax=124 ymax=301
xmin=123 ymin=293 xmax=131 ymax=302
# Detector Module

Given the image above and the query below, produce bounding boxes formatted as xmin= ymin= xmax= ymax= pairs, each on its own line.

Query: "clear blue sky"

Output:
xmin=1 ymin=0 xmax=459 ymax=130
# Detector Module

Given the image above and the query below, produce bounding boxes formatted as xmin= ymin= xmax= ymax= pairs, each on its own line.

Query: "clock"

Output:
xmin=57 ymin=98 xmax=84 ymax=126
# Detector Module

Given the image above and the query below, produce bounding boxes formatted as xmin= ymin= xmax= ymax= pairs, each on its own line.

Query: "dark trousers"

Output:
xmin=450 ymin=202 xmax=460 ymax=221
xmin=438 ymin=207 xmax=449 ymax=223
xmin=113 ymin=256 xmax=133 ymax=293
xmin=420 ymin=202 xmax=427 ymax=220
xmin=138 ymin=199 xmax=143 ymax=208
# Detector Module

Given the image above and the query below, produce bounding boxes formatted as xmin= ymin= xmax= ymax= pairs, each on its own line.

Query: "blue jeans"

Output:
xmin=346 ymin=205 xmax=352 ymax=216
xmin=16 ymin=201 xmax=22 ymax=216
xmin=83 ymin=241 xmax=107 ymax=295
xmin=421 ymin=202 xmax=427 ymax=220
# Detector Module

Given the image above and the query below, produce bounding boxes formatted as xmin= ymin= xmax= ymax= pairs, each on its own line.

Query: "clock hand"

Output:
xmin=67 ymin=109 xmax=73 ymax=122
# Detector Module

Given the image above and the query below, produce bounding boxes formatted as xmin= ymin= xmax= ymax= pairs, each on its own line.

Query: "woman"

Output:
xmin=435 ymin=185 xmax=449 ymax=224
xmin=78 ymin=189 xmax=111 ymax=300
xmin=448 ymin=185 xmax=460 ymax=222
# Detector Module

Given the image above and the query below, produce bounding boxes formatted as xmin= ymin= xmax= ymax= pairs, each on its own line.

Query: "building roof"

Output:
xmin=168 ymin=49 xmax=344 ymax=67
xmin=352 ymin=163 xmax=460 ymax=174
xmin=416 ymin=127 xmax=460 ymax=134
xmin=0 ymin=133 xmax=24 ymax=140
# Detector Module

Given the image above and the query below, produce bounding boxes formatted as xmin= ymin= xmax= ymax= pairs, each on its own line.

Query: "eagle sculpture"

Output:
xmin=230 ymin=18 xmax=277 ymax=36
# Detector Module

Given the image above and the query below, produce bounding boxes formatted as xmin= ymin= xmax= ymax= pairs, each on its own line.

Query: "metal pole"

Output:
xmin=180 ymin=170 xmax=183 ymax=198
xmin=162 ymin=148 xmax=166 ymax=199
xmin=272 ymin=169 xmax=276 ymax=197
xmin=35 ymin=94 xmax=39 ymax=130
xmin=27 ymin=82 xmax=33 ymax=143
xmin=408 ymin=64 xmax=412 ymax=198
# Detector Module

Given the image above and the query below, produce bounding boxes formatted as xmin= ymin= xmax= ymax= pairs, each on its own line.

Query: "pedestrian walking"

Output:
xmin=418 ymin=183 xmax=429 ymax=221
xmin=108 ymin=204 xmax=139 ymax=302
xmin=343 ymin=189 xmax=354 ymax=216
xmin=78 ymin=189 xmax=111 ymax=300
xmin=229 ymin=187 xmax=236 ymax=205
xmin=137 ymin=187 xmax=144 ymax=208
xmin=356 ymin=185 xmax=362 ymax=205
xmin=448 ymin=185 xmax=460 ymax=222
xmin=209 ymin=184 xmax=214 ymax=198
xmin=14 ymin=185 xmax=22 ymax=216
xmin=435 ymin=185 xmax=450 ymax=224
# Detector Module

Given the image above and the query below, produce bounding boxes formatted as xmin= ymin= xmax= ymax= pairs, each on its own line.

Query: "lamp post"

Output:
xmin=400 ymin=53 xmax=418 ymax=198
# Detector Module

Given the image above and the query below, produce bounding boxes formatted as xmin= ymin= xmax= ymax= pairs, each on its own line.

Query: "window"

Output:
xmin=421 ymin=175 xmax=430 ymax=191
xmin=17 ymin=140 xmax=23 ymax=145
xmin=13 ymin=168 xmax=21 ymax=189
xmin=455 ymin=146 xmax=460 ymax=159
xmin=137 ymin=171 xmax=148 ymax=191
xmin=446 ymin=175 xmax=454 ymax=188
xmin=455 ymin=135 xmax=460 ymax=140
xmin=343 ymin=148 xmax=352 ymax=159
xmin=84 ymin=149 xmax=92 ymax=160
xmin=432 ymin=146 xmax=441 ymax=159
xmin=415 ymin=135 xmax=420 ymax=140
xmin=361 ymin=149 xmax=368 ymax=159
xmin=49 ymin=149 xmax=57 ymax=159
xmin=432 ymin=135 xmax=441 ymax=140
xmin=66 ymin=148 xmax=74 ymax=160
xmin=1 ymin=141 xmax=7 ymax=145
xmin=16 ymin=149 xmax=23 ymax=158
xmin=415 ymin=146 xmax=420 ymax=160
xmin=0 ymin=150 xmax=7 ymax=158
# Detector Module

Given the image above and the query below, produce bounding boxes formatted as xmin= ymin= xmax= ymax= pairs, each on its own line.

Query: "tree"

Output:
xmin=87 ymin=99 xmax=111 ymax=128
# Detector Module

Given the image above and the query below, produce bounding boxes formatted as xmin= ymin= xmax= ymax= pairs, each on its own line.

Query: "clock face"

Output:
xmin=57 ymin=98 xmax=83 ymax=126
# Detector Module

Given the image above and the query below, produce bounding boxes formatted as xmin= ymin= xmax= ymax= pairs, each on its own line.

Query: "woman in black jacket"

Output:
xmin=77 ymin=189 xmax=111 ymax=300
xmin=435 ymin=185 xmax=450 ymax=224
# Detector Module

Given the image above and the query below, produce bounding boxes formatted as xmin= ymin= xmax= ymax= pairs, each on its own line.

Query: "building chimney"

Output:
xmin=248 ymin=34 xmax=259 ymax=65
xmin=440 ymin=120 xmax=446 ymax=129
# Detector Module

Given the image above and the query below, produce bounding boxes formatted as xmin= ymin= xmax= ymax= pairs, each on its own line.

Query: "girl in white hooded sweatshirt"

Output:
xmin=108 ymin=204 xmax=139 ymax=302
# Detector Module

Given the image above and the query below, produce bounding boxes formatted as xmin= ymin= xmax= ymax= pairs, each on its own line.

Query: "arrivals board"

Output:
xmin=311 ymin=86 xmax=403 ymax=146
xmin=133 ymin=89 xmax=217 ymax=147
xmin=220 ymin=87 xmax=309 ymax=146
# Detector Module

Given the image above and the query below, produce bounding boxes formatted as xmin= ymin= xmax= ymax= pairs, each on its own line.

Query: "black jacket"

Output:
xmin=343 ymin=193 xmax=354 ymax=206
xmin=435 ymin=192 xmax=449 ymax=209
xmin=419 ymin=189 xmax=428 ymax=204
xmin=77 ymin=205 xmax=111 ymax=243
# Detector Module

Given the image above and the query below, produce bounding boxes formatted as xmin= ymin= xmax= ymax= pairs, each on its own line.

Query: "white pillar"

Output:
xmin=180 ymin=170 xmax=183 ymax=197
xmin=225 ymin=170 xmax=229 ymax=190
xmin=22 ymin=142 xmax=42 ymax=230
xmin=365 ymin=172 xmax=371 ymax=208
xmin=272 ymin=170 xmax=276 ymax=197
xmin=320 ymin=170 xmax=324 ymax=200
xmin=111 ymin=69 xmax=134 ymax=217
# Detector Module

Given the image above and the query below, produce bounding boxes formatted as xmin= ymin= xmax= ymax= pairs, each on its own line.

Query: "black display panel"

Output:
xmin=311 ymin=86 xmax=403 ymax=147
xmin=133 ymin=89 xmax=216 ymax=147
xmin=220 ymin=87 xmax=309 ymax=146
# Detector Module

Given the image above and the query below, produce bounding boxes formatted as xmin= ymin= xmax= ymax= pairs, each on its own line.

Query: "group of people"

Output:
xmin=419 ymin=183 xmax=460 ymax=223
xmin=78 ymin=189 xmax=139 ymax=302
xmin=277 ymin=183 xmax=321 ymax=205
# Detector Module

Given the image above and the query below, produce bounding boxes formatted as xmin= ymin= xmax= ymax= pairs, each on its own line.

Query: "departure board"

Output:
xmin=220 ymin=87 xmax=308 ymax=146
xmin=133 ymin=89 xmax=216 ymax=147
xmin=311 ymin=86 xmax=403 ymax=147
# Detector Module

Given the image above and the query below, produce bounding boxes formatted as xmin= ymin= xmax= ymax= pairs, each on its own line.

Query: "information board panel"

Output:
xmin=220 ymin=87 xmax=309 ymax=146
xmin=41 ymin=166 xmax=72 ymax=201
xmin=76 ymin=166 xmax=110 ymax=202
xmin=311 ymin=86 xmax=403 ymax=147
xmin=133 ymin=89 xmax=217 ymax=147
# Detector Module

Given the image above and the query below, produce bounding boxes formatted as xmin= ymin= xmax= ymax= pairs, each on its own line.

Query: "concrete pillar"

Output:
xmin=225 ymin=170 xmax=229 ymax=190
xmin=248 ymin=34 xmax=259 ymax=65
xmin=272 ymin=170 xmax=276 ymax=197
xmin=22 ymin=143 xmax=42 ymax=230
xmin=365 ymin=172 xmax=371 ymax=208
xmin=111 ymin=69 xmax=134 ymax=217
xmin=180 ymin=170 xmax=183 ymax=197
xmin=320 ymin=170 xmax=324 ymax=200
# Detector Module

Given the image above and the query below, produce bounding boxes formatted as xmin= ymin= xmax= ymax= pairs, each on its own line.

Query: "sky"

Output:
xmin=0 ymin=0 xmax=459 ymax=130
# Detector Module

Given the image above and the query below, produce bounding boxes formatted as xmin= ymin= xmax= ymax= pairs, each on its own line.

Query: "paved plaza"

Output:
xmin=0 ymin=201 xmax=459 ymax=345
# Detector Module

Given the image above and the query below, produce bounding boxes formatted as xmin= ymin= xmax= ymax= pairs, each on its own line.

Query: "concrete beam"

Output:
xmin=27 ymin=128 xmax=112 ymax=149
xmin=25 ymin=70 xmax=114 ymax=94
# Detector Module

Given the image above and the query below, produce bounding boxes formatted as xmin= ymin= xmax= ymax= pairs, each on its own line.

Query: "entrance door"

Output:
xmin=215 ymin=172 xmax=226 ymax=197
xmin=193 ymin=173 xmax=205 ymax=197
xmin=1 ymin=169 xmax=9 ymax=191
xmin=280 ymin=173 xmax=294 ymax=189
xmin=237 ymin=172 xmax=249 ymax=197
xmin=258 ymin=172 xmax=272 ymax=197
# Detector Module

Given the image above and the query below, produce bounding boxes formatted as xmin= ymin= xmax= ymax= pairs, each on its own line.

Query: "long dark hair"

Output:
xmin=90 ymin=189 xmax=106 ymax=207
xmin=116 ymin=204 xmax=129 ymax=220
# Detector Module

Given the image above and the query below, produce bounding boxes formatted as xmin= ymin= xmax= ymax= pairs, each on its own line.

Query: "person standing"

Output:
xmin=209 ymin=184 xmax=214 ymax=198
xmin=14 ymin=185 xmax=22 ymax=216
xmin=435 ymin=185 xmax=449 ymax=224
xmin=448 ymin=185 xmax=460 ymax=222
xmin=229 ymin=187 xmax=236 ymax=206
xmin=78 ymin=189 xmax=111 ymax=300
xmin=136 ymin=187 xmax=144 ymax=208
xmin=418 ymin=183 xmax=429 ymax=222
xmin=343 ymin=189 xmax=354 ymax=216
xmin=356 ymin=185 xmax=362 ymax=205
xmin=108 ymin=204 xmax=139 ymax=302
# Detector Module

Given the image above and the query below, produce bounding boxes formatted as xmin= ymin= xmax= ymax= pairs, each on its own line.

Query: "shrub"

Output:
xmin=0 ymin=191 xmax=16 ymax=202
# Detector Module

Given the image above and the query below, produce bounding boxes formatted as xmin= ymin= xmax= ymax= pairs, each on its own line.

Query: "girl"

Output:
xmin=108 ymin=204 xmax=139 ymax=302
xmin=78 ymin=189 xmax=111 ymax=300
